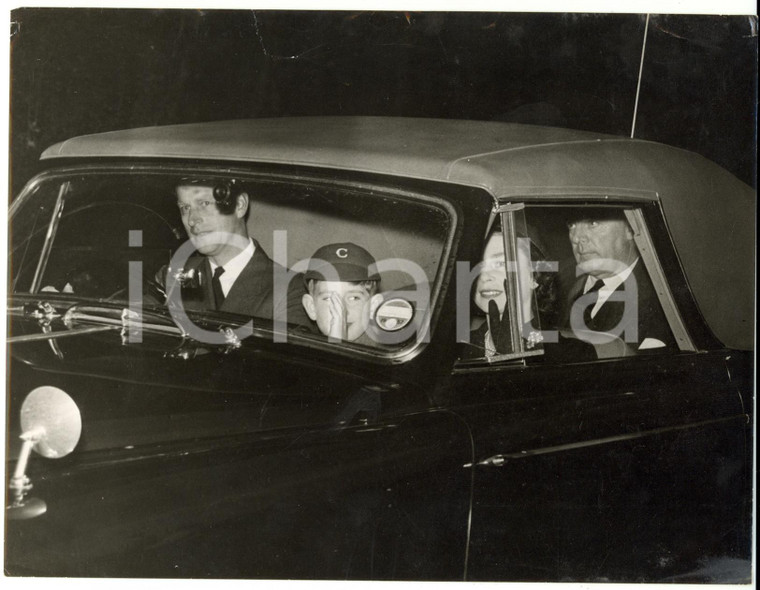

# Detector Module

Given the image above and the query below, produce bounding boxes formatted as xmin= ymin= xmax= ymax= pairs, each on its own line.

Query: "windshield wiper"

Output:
xmin=7 ymin=302 xmax=182 ymax=348
xmin=9 ymin=300 xmax=254 ymax=359
xmin=7 ymin=301 xmax=116 ymax=359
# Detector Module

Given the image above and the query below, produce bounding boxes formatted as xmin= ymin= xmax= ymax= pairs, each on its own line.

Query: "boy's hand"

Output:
xmin=327 ymin=292 xmax=347 ymax=341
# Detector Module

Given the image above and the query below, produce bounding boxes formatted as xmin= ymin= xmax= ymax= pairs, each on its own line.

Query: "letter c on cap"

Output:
xmin=336 ymin=248 xmax=348 ymax=259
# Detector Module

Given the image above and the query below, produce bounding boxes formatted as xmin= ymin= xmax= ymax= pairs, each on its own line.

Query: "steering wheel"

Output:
xmin=105 ymin=274 xmax=167 ymax=305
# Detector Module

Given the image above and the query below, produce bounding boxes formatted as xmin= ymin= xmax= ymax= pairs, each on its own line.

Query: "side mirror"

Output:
xmin=373 ymin=298 xmax=414 ymax=332
xmin=7 ymin=386 xmax=82 ymax=520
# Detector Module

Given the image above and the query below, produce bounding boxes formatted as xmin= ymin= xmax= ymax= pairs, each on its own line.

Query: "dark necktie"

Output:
xmin=582 ymin=279 xmax=604 ymax=327
xmin=212 ymin=266 xmax=225 ymax=309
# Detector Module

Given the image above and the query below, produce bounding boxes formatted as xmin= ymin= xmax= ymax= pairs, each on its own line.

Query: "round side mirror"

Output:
xmin=8 ymin=387 xmax=82 ymax=519
xmin=21 ymin=386 xmax=82 ymax=458
xmin=374 ymin=298 xmax=414 ymax=332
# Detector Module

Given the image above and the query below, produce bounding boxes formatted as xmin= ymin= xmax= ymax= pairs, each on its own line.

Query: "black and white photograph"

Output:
xmin=4 ymin=1 xmax=756 ymax=586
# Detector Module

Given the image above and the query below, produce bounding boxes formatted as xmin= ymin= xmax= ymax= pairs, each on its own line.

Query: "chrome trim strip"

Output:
xmin=67 ymin=311 xmax=184 ymax=336
xmin=501 ymin=210 xmax=523 ymax=352
xmin=30 ymin=181 xmax=69 ymax=293
xmin=496 ymin=187 xmax=660 ymax=202
xmin=8 ymin=325 xmax=116 ymax=343
xmin=466 ymin=415 xmax=746 ymax=467
xmin=625 ymin=208 xmax=695 ymax=351
xmin=495 ymin=202 xmax=525 ymax=213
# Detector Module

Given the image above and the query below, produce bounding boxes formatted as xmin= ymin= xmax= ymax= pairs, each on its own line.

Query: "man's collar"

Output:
xmin=209 ymin=238 xmax=255 ymax=274
xmin=584 ymin=257 xmax=639 ymax=293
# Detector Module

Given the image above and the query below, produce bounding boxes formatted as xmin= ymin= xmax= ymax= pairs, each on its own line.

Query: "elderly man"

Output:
xmin=558 ymin=208 xmax=674 ymax=353
xmin=164 ymin=177 xmax=308 ymax=327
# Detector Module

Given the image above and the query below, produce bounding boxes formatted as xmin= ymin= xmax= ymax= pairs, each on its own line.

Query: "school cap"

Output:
xmin=304 ymin=242 xmax=381 ymax=283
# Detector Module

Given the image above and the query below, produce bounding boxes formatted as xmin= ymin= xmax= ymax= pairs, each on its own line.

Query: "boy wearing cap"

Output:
xmin=301 ymin=242 xmax=383 ymax=344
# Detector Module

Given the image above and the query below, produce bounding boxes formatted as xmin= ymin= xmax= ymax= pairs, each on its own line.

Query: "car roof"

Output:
xmin=41 ymin=117 xmax=659 ymax=198
xmin=40 ymin=117 xmax=755 ymax=350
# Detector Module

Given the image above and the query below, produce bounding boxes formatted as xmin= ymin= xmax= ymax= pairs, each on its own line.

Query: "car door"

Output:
xmin=452 ymin=201 xmax=752 ymax=582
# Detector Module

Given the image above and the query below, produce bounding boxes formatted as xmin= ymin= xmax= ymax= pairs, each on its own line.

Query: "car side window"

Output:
xmin=457 ymin=204 xmax=682 ymax=364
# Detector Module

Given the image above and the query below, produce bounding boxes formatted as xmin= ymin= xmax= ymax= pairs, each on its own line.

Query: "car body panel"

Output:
xmin=455 ymin=351 xmax=751 ymax=581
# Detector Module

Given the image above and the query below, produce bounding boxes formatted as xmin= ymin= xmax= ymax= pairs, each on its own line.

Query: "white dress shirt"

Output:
xmin=583 ymin=257 xmax=639 ymax=319
xmin=208 ymin=239 xmax=255 ymax=297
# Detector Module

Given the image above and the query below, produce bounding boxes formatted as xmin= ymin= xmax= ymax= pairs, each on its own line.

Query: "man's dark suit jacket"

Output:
xmin=558 ymin=259 xmax=675 ymax=351
xmin=174 ymin=240 xmax=310 ymax=328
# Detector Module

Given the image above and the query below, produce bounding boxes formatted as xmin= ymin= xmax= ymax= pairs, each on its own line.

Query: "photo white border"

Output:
xmin=2 ymin=3 xmax=756 ymax=590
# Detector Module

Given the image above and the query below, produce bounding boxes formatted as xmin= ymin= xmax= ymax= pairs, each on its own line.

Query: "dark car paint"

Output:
xmin=7 ymin=303 xmax=475 ymax=579
xmin=7 ymin=308 xmax=751 ymax=580
xmin=6 ymin=151 xmax=754 ymax=581
xmin=455 ymin=351 xmax=751 ymax=580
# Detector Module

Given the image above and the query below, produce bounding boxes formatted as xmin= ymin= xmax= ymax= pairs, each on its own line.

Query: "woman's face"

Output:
xmin=474 ymin=233 xmax=508 ymax=314
xmin=474 ymin=233 xmax=535 ymax=322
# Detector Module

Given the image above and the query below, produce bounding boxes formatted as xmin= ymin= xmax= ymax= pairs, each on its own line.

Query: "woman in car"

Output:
xmin=462 ymin=223 xmax=557 ymax=359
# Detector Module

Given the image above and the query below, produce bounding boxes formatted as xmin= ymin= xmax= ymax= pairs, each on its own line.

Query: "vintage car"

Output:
xmin=5 ymin=117 xmax=754 ymax=581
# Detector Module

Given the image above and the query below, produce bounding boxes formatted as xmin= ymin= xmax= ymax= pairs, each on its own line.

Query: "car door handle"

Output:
xmin=464 ymin=454 xmax=507 ymax=468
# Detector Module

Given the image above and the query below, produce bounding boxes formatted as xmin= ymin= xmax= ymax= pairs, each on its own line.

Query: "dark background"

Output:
xmin=9 ymin=9 xmax=758 ymax=197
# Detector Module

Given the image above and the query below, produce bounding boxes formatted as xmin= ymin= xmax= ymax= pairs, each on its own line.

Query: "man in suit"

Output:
xmin=166 ymin=178 xmax=309 ymax=329
xmin=558 ymin=208 xmax=675 ymax=353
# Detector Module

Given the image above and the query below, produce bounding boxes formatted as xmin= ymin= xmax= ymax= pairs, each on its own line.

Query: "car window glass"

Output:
xmin=9 ymin=181 xmax=65 ymax=293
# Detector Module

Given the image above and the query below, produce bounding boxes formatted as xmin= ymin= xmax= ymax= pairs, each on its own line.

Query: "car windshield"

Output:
xmin=10 ymin=169 xmax=454 ymax=355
